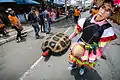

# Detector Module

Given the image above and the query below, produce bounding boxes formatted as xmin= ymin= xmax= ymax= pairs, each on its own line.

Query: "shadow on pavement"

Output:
xmin=44 ymin=55 xmax=52 ymax=62
xmin=71 ymin=67 xmax=102 ymax=80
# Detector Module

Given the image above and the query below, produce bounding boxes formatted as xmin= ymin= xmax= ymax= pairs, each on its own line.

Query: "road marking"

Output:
xmin=64 ymin=27 xmax=71 ymax=33
xmin=20 ymin=56 xmax=43 ymax=80
xmin=19 ymin=27 xmax=72 ymax=80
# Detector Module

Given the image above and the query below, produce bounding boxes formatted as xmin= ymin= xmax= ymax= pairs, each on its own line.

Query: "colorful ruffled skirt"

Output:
xmin=68 ymin=42 xmax=102 ymax=68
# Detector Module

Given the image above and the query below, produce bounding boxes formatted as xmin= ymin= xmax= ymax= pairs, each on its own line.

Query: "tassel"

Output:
xmin=89 ymin=50 xmax=96 ymax=63
xmin=81 ymin=50 xmax=89 ymax=62
xmin=96 ymin=49 xmax=102 ymax=60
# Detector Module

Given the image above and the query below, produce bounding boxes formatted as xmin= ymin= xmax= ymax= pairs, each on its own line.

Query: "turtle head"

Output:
xmin=42 ymin=49 xmax=50 ymax=57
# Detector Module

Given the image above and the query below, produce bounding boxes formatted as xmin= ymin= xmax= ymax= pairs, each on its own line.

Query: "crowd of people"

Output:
xmin=0 ymin=5 xmax=98 ymax=43
xmin=0 ymin=6 xmax=66 ymax=43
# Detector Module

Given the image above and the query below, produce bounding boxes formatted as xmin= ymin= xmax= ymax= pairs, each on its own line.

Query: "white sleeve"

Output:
xmin=99 ymin=27 xmax=117 ymax=47
xmin=101 ymin=27 xmax=115 ymax=38
xmin=77 ymin=18 xmax=86 ymax=29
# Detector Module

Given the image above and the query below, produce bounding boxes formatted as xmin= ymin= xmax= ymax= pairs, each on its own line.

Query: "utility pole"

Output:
xmin=84 ymin=0 xmax=85 ymax=8
xmin=65 ymin=0 xmax=67 ymax=16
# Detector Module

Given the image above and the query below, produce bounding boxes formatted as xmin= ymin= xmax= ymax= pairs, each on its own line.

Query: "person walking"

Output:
xmin=91 ymin=6 xmax=99 ymax=16
xmin=0 ymin=13 xmax=9 ymax=37
xmin=43 ymin=8 xmax=51 ymax=34
xmin=8 ymin=8 xmax=25 ymax=43
xmin=38 ymin=9 xmax=45 ymax=33
xmin=73 ymin=7 xmax=81 ymax=24
xmin=51 ymin=9 xmax=56 ymax=22
xmin=66 ymin=9 xmax=69 ymax=20
xmin=28 ymin=7 xmax=41 ymax=39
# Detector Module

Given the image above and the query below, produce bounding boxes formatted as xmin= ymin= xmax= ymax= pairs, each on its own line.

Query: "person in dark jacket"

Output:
xmin=28 ymin=7 xmax=41 ymax=39
xmin=38 ymin=9 xmax=45 ymax=33
xmin=0 ymin=12 xmax=10 ymax=37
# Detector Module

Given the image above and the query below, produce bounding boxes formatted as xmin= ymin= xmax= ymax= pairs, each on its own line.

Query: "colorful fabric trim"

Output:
xmin=99 ymin=33 xmax=117 ymax=47
xmin=68 ymin=53 xmax=98 ymax=68
xmin=100 ymin=33 xmax=117 ymax=42
xmin=74 ymin=24 xmax=82 ymax=34
xmin=98 ymin=41 xmax=110 ymax=47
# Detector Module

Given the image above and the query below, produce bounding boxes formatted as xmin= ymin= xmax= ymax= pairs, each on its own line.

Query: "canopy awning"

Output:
xmin=0 ymin=0 xmax=16 ymax=3
xmin=54 ymin=0 xmax=71 ymax=5
xmin=0 ymin=0 xmax=40 ymax=4
xmin=15 ymin=0 xmax=40 ymax=4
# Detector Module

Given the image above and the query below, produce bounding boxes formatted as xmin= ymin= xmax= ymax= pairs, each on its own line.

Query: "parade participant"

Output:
xmin=68 ymin=0 xmax=117 ymax=75
xmin=8 ymin=8 xmax=25 ymax=43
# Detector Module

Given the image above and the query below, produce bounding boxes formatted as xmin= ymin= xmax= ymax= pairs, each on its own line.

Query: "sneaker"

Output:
xmin=79 ymin=68 xmax=84 ymax=75
xmin=68 ymin=66 xmax=73 ymax=71
xmin=68 ymin=65 xmax=77 ymax=71
xmin=101 ymin=55 xmax=107 ymax=60
xmin=21 ymin=38 xmax=26 ymax=41
xmin=46 ymin=32 xmax=50 ymax=34
xmin=36 ymin=35 xmax=40 ymax=39
xmin=19 ymin=38 xmax=26 ymax=42
xmin=16 ymin=39 xmax=20 ymax=43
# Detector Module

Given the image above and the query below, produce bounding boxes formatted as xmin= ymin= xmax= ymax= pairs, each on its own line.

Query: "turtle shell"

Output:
xmin=41 ymin=32 xmax=71 ymax=56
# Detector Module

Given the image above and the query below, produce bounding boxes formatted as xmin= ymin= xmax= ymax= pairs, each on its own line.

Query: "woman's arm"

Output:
xmin=69 ymin=18 xmax=86 ymax=40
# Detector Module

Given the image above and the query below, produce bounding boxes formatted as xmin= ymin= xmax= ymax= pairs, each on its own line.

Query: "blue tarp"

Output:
xmin=0 ymin=0 xmax=16 ymax=2
xmin=15 ymin=0 xmax=40 ymax=4
xmin=17 ymin=14 xmax=26 ymax=23
xmin=0 ymin=0 xmax=40 ymax=4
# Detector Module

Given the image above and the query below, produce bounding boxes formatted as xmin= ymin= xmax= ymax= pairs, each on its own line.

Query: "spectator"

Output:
xmin=38 ymin=8 xmax=45 ymax=33
xmin=56 ymin=8 xmax=59 ymax=19
xmin=43 ymin=8 xmax=51 ymax=34
xmin=28 ymin=7 xmax=41 ymax=39
xmin=0 ymin=14 xmax=9 ymax=37
xmin=73 ymin=7 xmax=81 ymax=24
xmin=66 ymin=9 xmax=69 ymax=19
xmin=91 ymin=6 xmax=99 ymax=16
xmin=51 ymin=9 xmax=56 ymax=22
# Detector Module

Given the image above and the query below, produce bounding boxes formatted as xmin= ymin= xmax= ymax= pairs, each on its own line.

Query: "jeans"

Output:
xmin=12 ymin=26 xmax=23 ymax=40
xmin=45 ymin=21 xmax=50 ymax=33
xmin=32 ymin=23 xmax=40 ymax=36
xmin=0 ymin=27 xmax=7 ymax=36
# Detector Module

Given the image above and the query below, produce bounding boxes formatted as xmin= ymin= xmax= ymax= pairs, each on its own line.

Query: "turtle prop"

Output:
xmin=41 ymin=32 xmax=71 ymax=57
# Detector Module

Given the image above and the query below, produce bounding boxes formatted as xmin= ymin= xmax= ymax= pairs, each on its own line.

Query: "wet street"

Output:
xmin=0 ymin=12 xmax=120 ymax=80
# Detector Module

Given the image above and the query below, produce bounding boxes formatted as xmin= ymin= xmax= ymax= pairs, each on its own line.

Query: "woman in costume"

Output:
xmin=68 ymin=0 xmax=117 ymax=75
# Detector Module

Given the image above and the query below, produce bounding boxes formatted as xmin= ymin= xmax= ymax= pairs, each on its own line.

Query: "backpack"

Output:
xmin=28 ymin=11 xmax=34 ymax=21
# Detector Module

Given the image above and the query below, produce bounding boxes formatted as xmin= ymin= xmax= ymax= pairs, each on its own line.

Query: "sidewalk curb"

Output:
xmin=0 ymin=28 xmax=33 ymax=45
xmin=54 ymin=16 xmax=66 ymax=22
xmin=0 ymin=16 xmax=66 ymax=45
